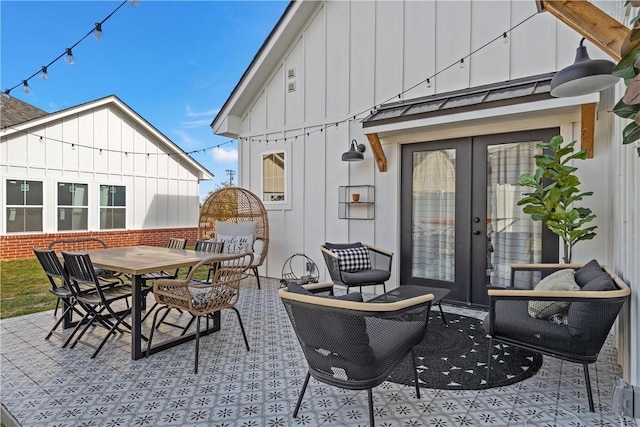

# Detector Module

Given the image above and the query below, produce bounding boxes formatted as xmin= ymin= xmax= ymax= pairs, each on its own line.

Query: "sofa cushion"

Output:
xmin=574 ymin=259 xmax=609 ymax=288
xmin=527 ymin=269 xmax=579 ymax=319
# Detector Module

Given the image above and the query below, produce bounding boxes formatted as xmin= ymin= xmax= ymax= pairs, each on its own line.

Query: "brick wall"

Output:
xmin=0 ymin=228 xmax=199 ymax=260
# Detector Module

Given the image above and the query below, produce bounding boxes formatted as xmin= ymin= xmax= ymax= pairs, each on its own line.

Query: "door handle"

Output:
xmin=472 ymin=230 xmax=481 ymax=235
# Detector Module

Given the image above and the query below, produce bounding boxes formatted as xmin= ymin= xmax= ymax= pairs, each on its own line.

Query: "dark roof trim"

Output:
xmin=362 ymin=72 xmax=557 ymax=128
xmin=210 ymin=0 xmax=296 ymax=128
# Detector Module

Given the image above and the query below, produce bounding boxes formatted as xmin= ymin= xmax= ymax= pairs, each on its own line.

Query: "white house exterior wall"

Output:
xmin=218 ymin=0 xmax=638 ymax=385
xmin=1 ymin=102 xmax=202 ymax=234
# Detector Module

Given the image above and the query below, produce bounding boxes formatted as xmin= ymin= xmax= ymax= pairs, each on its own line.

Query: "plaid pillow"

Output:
xmin=332 ymin=247 xmax=371 ymax=272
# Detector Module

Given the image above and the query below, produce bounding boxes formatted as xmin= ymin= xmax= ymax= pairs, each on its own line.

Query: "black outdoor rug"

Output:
xmin=387 ymin=312 xmax=543 ymax=390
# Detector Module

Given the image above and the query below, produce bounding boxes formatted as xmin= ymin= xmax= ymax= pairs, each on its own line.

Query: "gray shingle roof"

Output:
xmin=0 ymin=96 xmax=48 ymax=129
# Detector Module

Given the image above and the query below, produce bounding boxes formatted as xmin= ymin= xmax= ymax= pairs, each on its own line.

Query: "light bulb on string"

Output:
xmin=502 ymin=32 xmax=509 ymax=44
xmin=459 ymin=58 xmax=465 ymax=68
xmin=128 ymin=0 xmax=140 ymax=6
xmin=22 ymin=80 xmax=31 ymax=94
xmin=64 ymin=48 xmax=75 ymax=65
xmin=40 ymin=66 xmax=48 ymax=80
xmin=427 ymin=78 xmax=432 ymax=88
xmin=93 ymin=23 xmax=103 ymax=40
xmin=3 ymin=89 xmax=11 ymax=99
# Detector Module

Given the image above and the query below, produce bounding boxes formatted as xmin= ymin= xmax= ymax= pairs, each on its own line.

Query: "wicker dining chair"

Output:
xmin=147 ymin=253 xmax=253 ymax=373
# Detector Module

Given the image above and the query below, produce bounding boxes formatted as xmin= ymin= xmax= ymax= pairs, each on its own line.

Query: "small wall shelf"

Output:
xmin=338 ymin=185 xmax=375 ymax=220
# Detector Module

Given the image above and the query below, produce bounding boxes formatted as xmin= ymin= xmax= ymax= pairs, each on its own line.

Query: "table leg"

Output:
xmin=131 ymin=274 xmax=143 ymax=360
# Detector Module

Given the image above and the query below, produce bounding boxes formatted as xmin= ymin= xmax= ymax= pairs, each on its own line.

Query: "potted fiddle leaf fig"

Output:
xmin=518 ymin=135 xmax=597 ymax=263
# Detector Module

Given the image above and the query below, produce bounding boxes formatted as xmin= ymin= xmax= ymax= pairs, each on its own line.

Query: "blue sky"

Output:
xmin=1 ymin=0 xmax=289 ymax=199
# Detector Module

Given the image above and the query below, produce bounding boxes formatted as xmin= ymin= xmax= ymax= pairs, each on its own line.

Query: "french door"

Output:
xmin=400 ymin=128 xmax=559 ymax=306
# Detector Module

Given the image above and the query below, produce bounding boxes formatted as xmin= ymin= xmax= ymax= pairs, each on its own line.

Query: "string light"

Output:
xmin=93 ymin=23 xmax=103 ymax=40
xmin=2 ymin=1 xmax=133 ymax=99
xmin=40 ymin=66 xmax=49 ymax=80
xmin=502 ymin=32 xmax=509 ymax=44
xmin=21 ymin=81 xmax=31 ymax=94
xmin=234 ymin=14 xmax=537 ymax=145
xmin=64 ymin=48 xmax=75 ymax=65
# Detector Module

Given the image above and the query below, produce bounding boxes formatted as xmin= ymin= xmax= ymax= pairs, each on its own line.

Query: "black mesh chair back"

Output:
xmin=279 ymin=285 xmax=433 ymax=426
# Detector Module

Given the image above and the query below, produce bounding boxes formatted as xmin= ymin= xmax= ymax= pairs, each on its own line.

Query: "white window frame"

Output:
xmin=261 ymin=147 xmax=290 ymax=210
xmin=4 ymin=178 xmax=44 ymax=234
xmin=56 ymin=181 xmax=89 ymax=232
xmin=99 ymin=184 xmax=127 ymax=230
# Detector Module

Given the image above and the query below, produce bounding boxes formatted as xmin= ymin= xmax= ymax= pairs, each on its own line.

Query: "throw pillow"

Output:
xmin=215 ymin=221 xmax=256 ymax=237
xmin=332 ymin=247 xmax=372 ymax=272
xmin=189 ymin=286 xmax=211 ymax=309
xmin=574 ymin=259 xmax=608 ymax=288
xmin=528 ymin=269 xmax=580 ymax=319
xmin=217 ymin=234 xmax=253 ymax=254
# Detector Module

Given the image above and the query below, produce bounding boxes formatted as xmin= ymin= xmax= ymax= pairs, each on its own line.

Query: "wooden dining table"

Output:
xmin=84 ymin=245 xmax=236 ymax=360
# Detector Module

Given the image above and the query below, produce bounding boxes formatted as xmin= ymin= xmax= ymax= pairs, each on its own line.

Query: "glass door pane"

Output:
xmin=485 ymin=142 xmax=542 ymax=287
xmin=411 ymin=150 xmax=456 ymax=282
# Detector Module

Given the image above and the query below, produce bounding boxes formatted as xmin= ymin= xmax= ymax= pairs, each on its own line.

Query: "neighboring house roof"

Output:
xmin=2 ymin=94 xmax=213 ymax=181
xmin=0 ymin=96 xmax=48 ymax=128
xmin=211 ymin=0 xmax=311 ymax=136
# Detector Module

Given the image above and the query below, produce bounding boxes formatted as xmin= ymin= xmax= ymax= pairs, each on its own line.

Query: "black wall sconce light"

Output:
xmin=342 ymin=139 xmax=366 ymax=161
xmin=550 ymin=38 xmax=619 ymax=97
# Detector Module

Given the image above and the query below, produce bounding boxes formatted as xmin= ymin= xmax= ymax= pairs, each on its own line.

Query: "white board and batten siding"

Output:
xmin=217 ymin=0 xmax=638 ymax=384
xmin=1 ymin=96 xmax=210 ymax=234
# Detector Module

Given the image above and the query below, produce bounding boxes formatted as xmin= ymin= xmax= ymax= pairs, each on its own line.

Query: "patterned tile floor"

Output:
xmin=1 ymin=277 xmax=637 ymax=427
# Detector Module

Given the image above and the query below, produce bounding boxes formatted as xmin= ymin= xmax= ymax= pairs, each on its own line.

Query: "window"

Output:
xmin=5 ymin=179 xmax=43 ymax=233
xmin=262 ymin=151 xmax=285 ymax=202
xmin=57 ymin=182 xmax=88 ymax=231
xmin=100 ymin=185 xmax=126 ymax=229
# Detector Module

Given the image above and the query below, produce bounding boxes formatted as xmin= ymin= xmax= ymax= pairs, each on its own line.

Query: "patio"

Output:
xmin=1 ymin=277 xmax=636 ymax=427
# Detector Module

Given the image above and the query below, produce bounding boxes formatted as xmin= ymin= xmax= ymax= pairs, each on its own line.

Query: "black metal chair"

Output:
xmin=48 ymin=237 xmax=125 ymax=297
xmin=61 ymin=251 xmax=138 ymax=358
xmin=485 ymin=261 xmax=630 ymax=412
xmin=321 ymin=242 xmax=393 ymax=294
xmin=279 ymin=282 xmax=433 ymax=427
xmin=33 ymin=248 xmax=87 ymax=341
xmin=147 ymin=253 xmax=252 ymax=373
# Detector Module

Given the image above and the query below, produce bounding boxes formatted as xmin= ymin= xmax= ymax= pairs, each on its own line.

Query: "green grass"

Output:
xmin=0 ymin=257 xmax=54 ymax=319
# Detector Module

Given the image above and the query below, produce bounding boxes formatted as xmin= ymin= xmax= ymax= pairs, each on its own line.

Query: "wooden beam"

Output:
xmin=538 ymin=0 xmax=630 ymax=61
xmin=581 ymin=102 xmax=596 ymax=159
xmin=366 ymin=133 xmax=388 ymax=172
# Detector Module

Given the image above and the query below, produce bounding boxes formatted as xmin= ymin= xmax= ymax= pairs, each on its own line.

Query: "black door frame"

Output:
xmin=400 ymin=128 xmax=559 ymax=306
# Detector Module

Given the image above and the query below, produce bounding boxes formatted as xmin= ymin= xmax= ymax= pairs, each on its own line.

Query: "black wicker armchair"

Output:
xmin=279 ymin=282 xmax=433 ymax=427
xmin=321 ymin=242 xmax=393 ymax=294
xmin=485 ymin=260 xmax=630 ymax=412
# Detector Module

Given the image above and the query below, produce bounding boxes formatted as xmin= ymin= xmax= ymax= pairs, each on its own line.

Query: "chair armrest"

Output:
xmin=509 ymin=263 xmax=586 ymax=288
xmin=320 ymin=246 xmax=339 ymax=259
xmin=488 ymin=287 xmax=630 ymax=300
xmin=300 ymin=282 xmax=335 ymax=293
xmin=279 ymin=287 xmax=433 ymax=312
xmin=362 ymin=243 xmax=394 ymax=258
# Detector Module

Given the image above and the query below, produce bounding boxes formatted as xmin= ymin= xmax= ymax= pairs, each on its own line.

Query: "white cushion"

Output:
xmin=215 ymin=221 xmax=256 ymax=237
xmin=528 ymin=269 xmax=580 ymax=319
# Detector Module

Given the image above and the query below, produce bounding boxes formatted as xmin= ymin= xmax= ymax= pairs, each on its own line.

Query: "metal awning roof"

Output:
xmin=362 ymin=72 xmax=556 ymax=128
